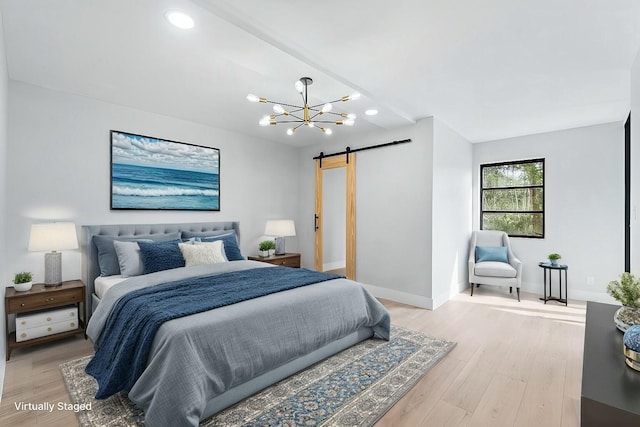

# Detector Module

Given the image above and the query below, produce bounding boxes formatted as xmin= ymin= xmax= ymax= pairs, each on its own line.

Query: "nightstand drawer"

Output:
xmin=274 ymin=257 xmax=300 ymax=267
xmin=248 ymin=253 xmax=301 ymax=268
xmin=8 ymin=289 xmax=82 ymax=312
xmin=16 ymin=319 xmax=79 ymax=342
xmin=16 ymin=306 xmax=78 ymax=331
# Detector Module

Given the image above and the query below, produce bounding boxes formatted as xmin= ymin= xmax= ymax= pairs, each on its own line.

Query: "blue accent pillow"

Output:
xmin=138 ymin=240 xmax=185 ymax=274
xmin=93 ymin=232 xmax=181 ymax=276
xmin=475 ymin=246 xmax=509 ymax=263
xmin=199 ymin=232 xmax=244 ymax=261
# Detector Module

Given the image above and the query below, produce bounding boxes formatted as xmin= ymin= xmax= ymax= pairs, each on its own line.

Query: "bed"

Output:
xmin=81 ymin=222 xmax=390 ymax=427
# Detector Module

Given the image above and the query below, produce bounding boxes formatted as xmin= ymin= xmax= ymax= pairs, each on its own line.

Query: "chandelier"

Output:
xmin=247 ymin=77 xmax=359 ymax=136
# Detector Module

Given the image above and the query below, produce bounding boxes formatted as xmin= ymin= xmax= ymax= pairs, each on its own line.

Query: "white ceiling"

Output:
xmin=1 ymin=0 xmax=639 ymax=146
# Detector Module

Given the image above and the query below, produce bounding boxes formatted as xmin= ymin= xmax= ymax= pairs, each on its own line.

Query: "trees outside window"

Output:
xmin=481 ymin=159 xmax=544 ymax=238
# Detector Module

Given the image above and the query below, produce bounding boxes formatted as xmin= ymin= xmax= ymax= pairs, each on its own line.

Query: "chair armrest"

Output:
xmin=468 ymin=249 xmax=476 ymax=274
xmin=510 ymin=256 xmax=523 ymax=275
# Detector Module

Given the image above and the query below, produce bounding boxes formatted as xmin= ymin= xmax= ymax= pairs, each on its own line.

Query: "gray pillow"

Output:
xmin=93 ymin=232 xmax=181 ymax=276
xmin=181 ymin=229 xmax=237 ymax=239
xmin=114 ymin=240 xmax=152 ymax=277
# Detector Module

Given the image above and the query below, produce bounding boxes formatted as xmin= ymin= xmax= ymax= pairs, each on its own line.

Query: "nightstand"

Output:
xmin=248 ymin=253 xmax=301 ymax=268
xmin=5 ymin=280 xmax=87 ymax=360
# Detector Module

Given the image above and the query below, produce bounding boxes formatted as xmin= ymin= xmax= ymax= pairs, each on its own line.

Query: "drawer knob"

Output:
xmin=20 ymin=303 xmax=25 ymax=307
xmin=47 ymin=327 xmax=52 ymax=332
xmin=20 ymin=320 xmax=26 ymax=325
xmin=20 ymin=333 xmax=26 ymax=338
xmin=46 ymin=317 xmax=52 ymax=322
xmin=70 ymin=322 xmax=75 ymax=327
xmin=69 ymin=313 xmax=74 ymax=317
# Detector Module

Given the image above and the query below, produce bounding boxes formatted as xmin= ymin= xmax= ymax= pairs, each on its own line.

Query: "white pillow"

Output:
xmin=178 ymin=241 xmax=227 ymax=266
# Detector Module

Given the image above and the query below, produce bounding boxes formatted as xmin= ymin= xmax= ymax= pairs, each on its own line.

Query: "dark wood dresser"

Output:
xmin=581 ymin=301 xmax=640 ymax=425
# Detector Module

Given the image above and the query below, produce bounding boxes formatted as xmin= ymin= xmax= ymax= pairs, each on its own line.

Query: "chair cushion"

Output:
xmin=475 ymin=261 xmax=517 ymax=278
xmin=476 ymin=246 xmax=509 ymax=263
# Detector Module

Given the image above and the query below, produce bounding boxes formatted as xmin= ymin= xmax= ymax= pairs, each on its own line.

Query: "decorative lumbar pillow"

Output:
xmin=113 ymin=240 xmax=152 ymax=277
xmin=475 ymin=246 xmax=509 ymax=263
xmin=93 ymin=232 xmax=181 ymax=276
xmin=199 ymin=232 xmax=244 ymax=261
xmin=179 ymin=241 xmax=227 ymax=266
xmin=181 ymin=229 xmax=236 ymax=239
xmin=137 ymin=240 xmax=185 ymax=274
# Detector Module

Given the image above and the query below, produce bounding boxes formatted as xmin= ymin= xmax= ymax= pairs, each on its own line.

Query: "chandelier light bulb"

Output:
xmin=322 ymin=128 xmax=333 ymax=135
xmin=295 ymin=80 xmax=304 ymax=93
xmin=347 ymin=113 xmax=357 ymax=120
xmin=287 ymin=128 xmax=295 ymax=135
xmin=344 ymin=119 xmax=355 ymax=126
xmin=349 ymin=92 xmax=361 ymax=100
xmin=247 ymin=94 xmax=260 ymax=102
xmin=259 ymin=116 xmax=271 ymax=126
xmin=308 ymin=122 xmax=315 ymax=128
xmin=273 ymin=104 xmax=285 ymax=114
xmin=321 ymin=103 xmax=333 ymax=113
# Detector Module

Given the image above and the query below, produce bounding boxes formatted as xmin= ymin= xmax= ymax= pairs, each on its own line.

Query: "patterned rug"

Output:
xmin=60 ymin=326 xmax=455 ymax=426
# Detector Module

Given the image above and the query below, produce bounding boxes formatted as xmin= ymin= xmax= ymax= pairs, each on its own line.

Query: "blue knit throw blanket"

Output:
xmin=85 ymin=267 xmax=342 ymax=399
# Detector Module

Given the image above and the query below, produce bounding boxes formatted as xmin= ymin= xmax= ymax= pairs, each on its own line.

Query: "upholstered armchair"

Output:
xmin=468 ymin=230 xmax=522 ymax=301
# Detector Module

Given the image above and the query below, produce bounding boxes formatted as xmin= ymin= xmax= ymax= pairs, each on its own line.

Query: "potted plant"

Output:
xmin=258 ymin=240 xmax=273 ymax=257
xmin=607 ymin=272 xmax=640 ymax=331
xmin=548 ymin=253 xmax=561 ymax=266
xmin=13 ymin=271 xmax=33 ymax=292
xmin=266 ymin=240 xmax=276 ymax=256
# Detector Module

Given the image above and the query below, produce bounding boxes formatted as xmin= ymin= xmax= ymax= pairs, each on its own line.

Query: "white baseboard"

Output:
xmin=519 ymin=281 xmax=617 ymax=304
xmin=361 ymin=283 xmax=434 ymax=310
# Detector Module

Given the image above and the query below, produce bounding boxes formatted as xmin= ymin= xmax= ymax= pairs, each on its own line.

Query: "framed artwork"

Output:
xmin=110 ymin=130 xmax=220 ymax=210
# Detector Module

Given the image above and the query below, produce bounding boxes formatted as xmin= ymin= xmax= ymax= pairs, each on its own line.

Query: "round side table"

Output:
xmin=538 ymin=262 xmax=568 ymax=306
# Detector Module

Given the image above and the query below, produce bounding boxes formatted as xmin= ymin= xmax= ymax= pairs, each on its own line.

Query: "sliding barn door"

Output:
xmin=314 ymin=154 xmax=356 ymax=280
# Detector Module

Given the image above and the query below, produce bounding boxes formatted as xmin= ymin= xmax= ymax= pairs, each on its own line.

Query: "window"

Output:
xmin=481 ymin=158 xmax=544 ymax=238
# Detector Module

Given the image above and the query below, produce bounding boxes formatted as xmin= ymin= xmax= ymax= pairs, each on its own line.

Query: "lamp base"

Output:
xmin=44 ymin=251 xmax=63 ymax=286
xmin=274 ymin=236 xmax=286 ymax=255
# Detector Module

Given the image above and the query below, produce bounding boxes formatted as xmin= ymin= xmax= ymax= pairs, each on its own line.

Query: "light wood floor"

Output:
xmin=0 ymin=287 xmax=586 ymax=426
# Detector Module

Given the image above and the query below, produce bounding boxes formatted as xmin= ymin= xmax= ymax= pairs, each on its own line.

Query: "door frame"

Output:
xmin=314 ymin=155 xmax=356 ymax=279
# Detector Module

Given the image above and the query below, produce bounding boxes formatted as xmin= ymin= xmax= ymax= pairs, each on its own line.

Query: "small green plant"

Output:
xmin=13 ymin=272 xmax=32 ymax=284
xmin=258 ymin=240 xmax=275 ymax=251
xmin=548 ymin=253 xmax=561 ymax=261
xmin=607 ymin=273 xmax=640 ymax=308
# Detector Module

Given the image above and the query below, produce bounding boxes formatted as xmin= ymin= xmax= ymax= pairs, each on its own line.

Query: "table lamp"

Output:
xmin=28 ymin=222 xmax=78 ymax=286
xmin=265 ymin=220 xmax=296 ymax=255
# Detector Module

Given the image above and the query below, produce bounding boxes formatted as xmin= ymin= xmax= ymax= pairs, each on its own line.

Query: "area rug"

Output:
xmin=60 ymin=326 xmax=455 ymax=426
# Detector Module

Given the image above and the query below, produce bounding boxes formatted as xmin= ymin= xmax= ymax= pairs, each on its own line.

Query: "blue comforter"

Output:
xmin=86 ymin=267 xmax=342 ymax=399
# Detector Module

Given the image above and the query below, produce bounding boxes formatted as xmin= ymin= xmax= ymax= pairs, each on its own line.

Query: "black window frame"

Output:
xmin=480 ymin=158 xmax=545 ymax=238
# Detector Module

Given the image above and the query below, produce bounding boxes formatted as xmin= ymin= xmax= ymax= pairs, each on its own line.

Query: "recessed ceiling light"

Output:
xmin=165 ymin=10 xmax=194 ymax=29
xmin=365 ymin=109 xmax=378 ymax=116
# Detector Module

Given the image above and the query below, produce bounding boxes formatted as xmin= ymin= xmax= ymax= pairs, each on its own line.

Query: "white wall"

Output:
xmin=298 ymin=118 xmax=435 ymax=307
xmin=431 ymin=118 xmax=473 ymax=307
xmin=4 ymin=81 xmax=301 ymax=295
xmin=473 ymin=123 xmax=624 ymax=302
xmin=0 ymin=5 xmax=9 ymax=396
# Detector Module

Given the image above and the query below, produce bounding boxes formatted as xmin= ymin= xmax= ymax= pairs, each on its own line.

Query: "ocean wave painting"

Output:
xmin=111 ymin=131 xmax=220 ymax=210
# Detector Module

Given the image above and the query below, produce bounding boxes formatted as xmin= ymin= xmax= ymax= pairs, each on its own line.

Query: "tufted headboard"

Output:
xmin=81 ymin=221 xmax=240 ymax=317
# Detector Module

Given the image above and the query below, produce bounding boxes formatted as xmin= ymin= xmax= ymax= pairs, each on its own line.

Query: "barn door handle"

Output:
xmin=314 ymin=214 xmax=319 ymax=232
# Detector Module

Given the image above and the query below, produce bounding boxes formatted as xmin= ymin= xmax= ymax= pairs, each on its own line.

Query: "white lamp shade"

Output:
xmin=28 ymin=222 xmax=78 ymax=252
xmin=264 ymin=220 xmax=296 ymax=237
